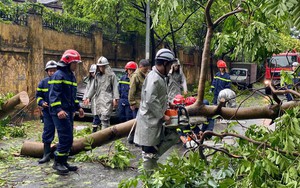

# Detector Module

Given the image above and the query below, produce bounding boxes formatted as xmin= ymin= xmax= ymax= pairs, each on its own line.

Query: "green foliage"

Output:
xmin=120 ymin=106 xmax=300 ymax=187
xmin=74 ymin=136 xmax=95 ymax=162
xmin=278 ymin=33 xmax=300 ymax=52
xmin=7 ymin=126 xmax=26 ymax=138
xmin=97 ymin=140 xmax=134 ymax=170
xmin=263 ymin=0 xmax=300 ymax=29
xmin=0 ymin=93 xmax=15 ymax=139
xmin=119 ymin=151 xmax=234 ymax=188
xmin=0 ymin=92 xmax=14 ymax=110
xmin=189 ymin=81 xmax=214 ymax=103
xmin=73 ymin=126 xmax=92 ymax=138
xmin=280 ymin=69 xmax=294 ymax=86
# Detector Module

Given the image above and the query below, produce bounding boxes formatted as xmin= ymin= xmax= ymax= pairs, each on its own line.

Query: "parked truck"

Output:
xmin=264 ymin=50 xmax=300 ymax=94
xmin=229 ymin=62 xmax=257 ymax=89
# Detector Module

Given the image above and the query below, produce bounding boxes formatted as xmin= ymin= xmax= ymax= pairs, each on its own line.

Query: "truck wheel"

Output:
xmin=248 ymin=84 xmax=253 ymax=89
xmin=265 ymin=87 xmax=271 ymax=95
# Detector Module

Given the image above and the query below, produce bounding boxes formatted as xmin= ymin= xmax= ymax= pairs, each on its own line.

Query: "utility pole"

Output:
xmin=145 ymin=0 xmax=150 ymax=60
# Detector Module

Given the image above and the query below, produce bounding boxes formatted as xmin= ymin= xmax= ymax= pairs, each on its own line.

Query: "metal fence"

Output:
xmin=0 ymin=6 xmax=28 ymax=26
xmin=0 ymin=2 xmax=138 ymax=42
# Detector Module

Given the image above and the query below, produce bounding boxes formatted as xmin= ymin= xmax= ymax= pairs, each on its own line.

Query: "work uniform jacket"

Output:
xmin=83 ymin=76 xmax=97 ymax=115
xmin=134 ymin=66 xmax=168 ymax=146
xmin=36 ymin=76 xmax=51 ymax=113
xmin=211 ymin=71 xmax=231 ymax=104
xmin=86 ymin=66 xmax=119 ymax=116
xmin=49 ymin=67 xmax=80 ymax=115
xmin=119 ymin=74 xmax=130 ymax=106
xmin=128 ymin=69 xmax=147 ymax=108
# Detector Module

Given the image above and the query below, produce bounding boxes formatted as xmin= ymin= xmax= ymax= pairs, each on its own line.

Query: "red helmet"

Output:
xmin=125 ymin=61 xmax=137 ymax=70
xmin=217 ymin=60 xmax=227 ymax=68
xmin=185 ymin=96 xmax=196 ymax=106
xmin=173 ymin=94 xmax=185 ymax=105
xmin=59 ymin=49 xmax=81 ymax=66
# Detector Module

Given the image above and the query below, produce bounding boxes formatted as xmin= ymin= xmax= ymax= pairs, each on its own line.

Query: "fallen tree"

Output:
xmin=21 ymin=119 xmax=135 ymax=158
xmin=20 ymin=0 xmax=300 ymax=158
xmin=0 ymin=91 xmax=29 ymax=120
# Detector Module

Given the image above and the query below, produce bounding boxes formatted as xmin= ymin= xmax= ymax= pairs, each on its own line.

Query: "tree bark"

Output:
xmin=20 ymin=119 xmax=135 ymax=158
xmin=0 ymin=91 xmax=29 ymax=120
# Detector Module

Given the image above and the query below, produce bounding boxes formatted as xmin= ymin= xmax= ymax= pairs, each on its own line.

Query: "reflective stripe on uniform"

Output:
xmin=50 ymin=101 xmax=62 ymax=107
xmin=37 ymin=88 xmax=48 ymax=92
xmin=55 ymin=151 xmax=69 ymax=156
xmin=48 ymin=80 xmax=77 ymax=86
xmin=36 ymin=97 xmax=43 ymax=104
xmin=75 ymin=100 xmax=79 ymax=103
xmin=119 ymin=81 xmax=130 ymax=85
xmin=213 ymin=76 xmax=231 ymax=82
xmin=183 ymin=129 xmax=192 ymax=133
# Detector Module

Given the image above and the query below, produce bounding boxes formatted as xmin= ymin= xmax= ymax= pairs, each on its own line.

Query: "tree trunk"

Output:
xmin=0 ymin=91 xmax=29 ymax=120
xmin=20 ymin=119 xmax=135 ymax=158
xmin=20 ymin=98 xmax=300 ymax=158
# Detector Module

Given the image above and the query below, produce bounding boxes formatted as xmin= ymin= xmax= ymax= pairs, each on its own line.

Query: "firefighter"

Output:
xmin=133 ymin=48 xmax=178 ymax=172
xmin=36 ymin=60 xmax=57 ymax=164
xmin=211 ymin=60 xmax=231 ymax=105
xmin=118 ymin=61 xmax=137 ymax=123
xmin=168 ymin=59 xmax=188 ymax=103
xmin=83 ymin=64 xmax=101 ymax=133
xmin=49 ymin=49 xmax=84 ymax=175
xmin=84 ymin=56 xmax=119 ymax=130
xmin=129 ymin=59 xmax=151 ymax=118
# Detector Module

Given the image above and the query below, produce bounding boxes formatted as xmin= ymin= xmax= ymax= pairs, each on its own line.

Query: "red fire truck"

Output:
xmin=264 ymin=50 xmax=300 ymax=94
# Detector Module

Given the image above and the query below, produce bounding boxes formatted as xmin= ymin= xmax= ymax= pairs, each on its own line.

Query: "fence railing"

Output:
xmin=0 ymin=2 xmax=138 ymax=42
xmin=0 ymin=6 xmax=28 ymax=26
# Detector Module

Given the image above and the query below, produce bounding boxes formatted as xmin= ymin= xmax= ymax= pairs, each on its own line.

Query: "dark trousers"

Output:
xmin=92 ymin=115 xmax=101 ymax=125
xmin=52 ymin=111 xmax=73 ymax=154
xmin=42 ymin=109 xmax=55 ymax=144
xmin=118 ymin=103 xmax=133 ymax=122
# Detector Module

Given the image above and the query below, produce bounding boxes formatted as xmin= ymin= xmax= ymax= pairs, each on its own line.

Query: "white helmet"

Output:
xmin=155 ymin=48 xmax=176 ymax=62
xmin=45 ymin=60 xmax=57 ymax=71
xmin=292 ymin=62 xmax=299 ymax=67
xmin=97 ymin=56 xmax=109 ymax=66
xmin=89 ymin=64 xmax=97 ymax=73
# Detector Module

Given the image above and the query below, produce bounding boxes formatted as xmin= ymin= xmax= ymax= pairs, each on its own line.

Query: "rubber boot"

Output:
xmin=38 ymin=143 xmax=51 ymax=164
xmin=63 ymin=156 xmax=78 ymax=171
xmin=92 ymin=125 xmax=98 ymax=133
xmin=52 ymin=156 xmax=69 ymax=175
xmin=142 ymin=153 xmax=158 ymax=175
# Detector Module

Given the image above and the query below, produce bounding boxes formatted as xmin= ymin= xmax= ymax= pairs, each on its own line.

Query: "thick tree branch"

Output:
xmin=198 ymin=131 xmax=300 ymax=158
xmin=269 ymin=84 xmax=300 ymax=98
xmin=188 ymin=100 xmax=300 ymax=120
xmin=205 ymin=0 xmax=214 ymax=27
xmin=213 ymin=8 xmax=244 ymax=27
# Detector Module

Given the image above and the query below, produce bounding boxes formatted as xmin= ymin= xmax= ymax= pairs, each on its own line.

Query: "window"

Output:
xmin=230 ymin=69 xmax=247 ymax=76
xmin=269 ymin=55 xmax=297 ymax=68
